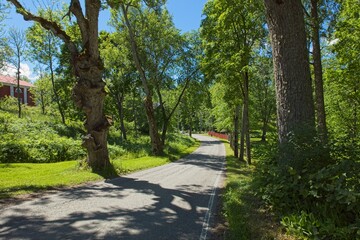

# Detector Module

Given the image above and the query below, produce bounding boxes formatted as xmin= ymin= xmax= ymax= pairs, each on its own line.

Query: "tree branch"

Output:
xmin=167 ymin=67 xmax=199 ymax=122
xmin=69 ymin=0 xmax=89 ymax=46
xmin=7 ymin=0 xmax=78 ymax=56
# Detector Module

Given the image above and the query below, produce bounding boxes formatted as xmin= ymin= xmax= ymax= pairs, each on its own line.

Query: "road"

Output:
xmin=0 ymin=135 xmax=226 ymax=240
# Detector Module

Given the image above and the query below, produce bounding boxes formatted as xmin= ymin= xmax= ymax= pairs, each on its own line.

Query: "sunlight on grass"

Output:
xmin=0 ymin=161 xmax=101 ymax=199
xmin=0 ymin=136 xmax=200 ymax=199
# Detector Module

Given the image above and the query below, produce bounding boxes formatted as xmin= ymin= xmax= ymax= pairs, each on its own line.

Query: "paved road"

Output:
xmin=0 ymin=135 xmax=225 ymax=240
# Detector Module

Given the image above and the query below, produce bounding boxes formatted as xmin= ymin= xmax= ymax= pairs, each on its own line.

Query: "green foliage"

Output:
xmin=255 ymin=135 xmax=360 ymax=239
xmin=0 ymin=103 xmax=86 ymax=163
xmin=324 ymin=0 xmax=360 ymax=142
xmin=222 ymin=139 xmax=290 ymax=239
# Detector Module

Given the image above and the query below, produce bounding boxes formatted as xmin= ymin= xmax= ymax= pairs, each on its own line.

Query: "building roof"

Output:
xmin=0 ymin=75 xmax=34 ymax=88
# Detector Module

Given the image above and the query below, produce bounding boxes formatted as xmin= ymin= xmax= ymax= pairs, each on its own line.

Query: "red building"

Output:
xmin=0 ymin=75 xmax=35 ymax=106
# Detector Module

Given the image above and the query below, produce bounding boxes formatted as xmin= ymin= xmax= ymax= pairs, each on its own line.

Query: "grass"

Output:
xmin=0 ymin=138 xmax=200 ymax=199
xmin=0 ymin=161 xmax=101 ymax=199
xmin=221 ymin=139 xmax=296 ymax=240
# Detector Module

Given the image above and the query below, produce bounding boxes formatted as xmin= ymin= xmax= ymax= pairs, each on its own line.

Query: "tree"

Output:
xmin=263 ymin=0 xmax=316 ymax=165
xmin=6 ymin=28 xmax=27 ymax=118
xmin=31 ymin=72 xmax=52 ymax=114
xmin=26 ymin=8 xmax=66 ymax=124
xmin=201 ymin=0 xmax=265 ymax=164
xmin=110 ymin=2 xmax=198 ymax=154
xmin=0 ymin=2 xmax=10 ymax=70
xmin=310 ymin=0 xmax=328 ymax=144
xmin=325 ymin=0 xmax=360 ymax=141
xmin=250 ymin=51 xmax=276 ymax=142
xmin=8 ymin=0 xmax=111 ymax=171
xmin=100 ymin=31 xmax=136 ymax=141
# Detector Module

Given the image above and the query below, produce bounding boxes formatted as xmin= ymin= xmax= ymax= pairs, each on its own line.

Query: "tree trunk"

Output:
xmin=311 ymin=0 xmax=328 ymax=144
xmin=264 ymin=0 xmax=316 ymax=170
xmin=243 ymin=71 xmax=251 ymax=165
xmin=233 ymin=105 xmax=240 ymax=158
xmin=16 ymin=70 xmax=21 ymax=118
xmin=132 ymin=88 xmax=138 ymax=137
xmin=120 ymin=4 xmax=163 ymax=155
xmin=49 ymin=55 xmax=66 ymax=125
xmin=8 ymin=0 xmax=111 ymax=172
xmin=144 ymin=95 xmax=163 ymax=155
xmin=261 ymin=99 xmax=273 ymax=142
xmin=40 ymin=90 xmax=46 ymax=114
xmin=264 ymin=0 xmax=315 ymax=145
xmin=115 ymin=94 xmax=127 ymax=141
xmin=239 ymin=104 xmax=245 ymax=162
xmin=189 ymin=114 xmax=193 ymax=137
xmin=73 ymin=60 xmax=111 ymax=171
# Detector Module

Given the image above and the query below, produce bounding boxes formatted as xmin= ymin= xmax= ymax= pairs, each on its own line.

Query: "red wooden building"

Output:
xmin=0 ymin=75 xmax=35 ymax=106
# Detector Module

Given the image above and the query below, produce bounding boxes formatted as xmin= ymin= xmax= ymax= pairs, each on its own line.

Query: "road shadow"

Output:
xmin=1 ymin=176 xmax=221 ymax=239
xmin=0 ymin=135 xmax=225 ymax=240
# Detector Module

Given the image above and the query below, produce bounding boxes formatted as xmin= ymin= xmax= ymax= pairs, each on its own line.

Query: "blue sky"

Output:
xmin=3 ymin=0 xmax=207 ymax=80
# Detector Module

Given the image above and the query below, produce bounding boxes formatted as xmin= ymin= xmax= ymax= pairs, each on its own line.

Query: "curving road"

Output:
xmin=0 ymin=135 xmax=225 ymax=240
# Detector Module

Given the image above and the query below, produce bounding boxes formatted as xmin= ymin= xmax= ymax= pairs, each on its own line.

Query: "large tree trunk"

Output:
xmin=311 ymin=0 xmax=328 ymax=144
xmin=264 ymin=0 xmax=315 ymax=146
xmin=8 ymin=0 xmax=111 ymax=172
xmin=73 ymin=62 xmax=111 ymax=171
xmin=264 ymin=0 xmax=317 ymax=171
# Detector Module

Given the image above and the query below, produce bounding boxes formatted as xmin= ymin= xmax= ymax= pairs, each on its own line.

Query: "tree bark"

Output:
xmin=264 ymin=0 xmax=315 ymax=146
xmin=311 ymin=0 xmax=328 ymax=144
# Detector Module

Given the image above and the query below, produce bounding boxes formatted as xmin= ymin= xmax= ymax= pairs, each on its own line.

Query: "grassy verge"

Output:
xmin=0 ymin=137 xmax=200 ymax=199
xmin=221 ymin=140 xmax=295 ymax=240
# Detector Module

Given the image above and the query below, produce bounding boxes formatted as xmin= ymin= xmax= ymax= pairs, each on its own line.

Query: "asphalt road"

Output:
xmin=0 ymin=134 xmax=226 ymax=240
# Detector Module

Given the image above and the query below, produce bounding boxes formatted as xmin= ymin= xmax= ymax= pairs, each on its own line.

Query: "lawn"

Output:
xmin=0 ymin=140 xmax=200 ymax=199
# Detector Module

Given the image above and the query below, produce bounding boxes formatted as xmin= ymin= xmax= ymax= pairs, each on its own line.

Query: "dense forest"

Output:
xmin=0 ymin=0 xmax=359 ymax=239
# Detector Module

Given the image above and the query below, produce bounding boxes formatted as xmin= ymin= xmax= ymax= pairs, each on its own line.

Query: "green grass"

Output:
xmin=0 ymin=138 xmax=200 ymax=199
xmin=221 ymin=140 xmax=295 ymax=240
xmin=0 ymin=161 xmax=101 ymax=199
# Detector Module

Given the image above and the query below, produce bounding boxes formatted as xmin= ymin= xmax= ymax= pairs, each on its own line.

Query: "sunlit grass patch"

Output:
xmin=0 ymin=161 xmax=101 ymax=199
xmin=0 ymin=134 xmax=200 ymax=199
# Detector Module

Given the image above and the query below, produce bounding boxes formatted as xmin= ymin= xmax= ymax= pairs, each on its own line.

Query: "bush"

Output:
xmin=0 ymin=106 xmax=86 ymax=163
xmin=254 ymin=135 xmax=360 ymax=240
xmin=0 ymin=141 xmax=30 ymax=163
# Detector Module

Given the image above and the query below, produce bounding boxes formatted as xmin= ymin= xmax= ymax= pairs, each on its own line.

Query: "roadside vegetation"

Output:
xmin=1 ymin=1 xmax=359 ymax=239
xmin=221 ymin=138 xmax=295 ymax=240
xmin=0 ymin=99 xmax=199 ymax=199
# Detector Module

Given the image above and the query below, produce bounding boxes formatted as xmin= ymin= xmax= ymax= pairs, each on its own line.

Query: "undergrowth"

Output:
xmin=254 ymin=134 xmax=360 ymax=240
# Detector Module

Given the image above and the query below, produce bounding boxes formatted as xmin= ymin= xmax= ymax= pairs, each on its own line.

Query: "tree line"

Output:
xmin=1 ymin=0 xmax=359 ymax=238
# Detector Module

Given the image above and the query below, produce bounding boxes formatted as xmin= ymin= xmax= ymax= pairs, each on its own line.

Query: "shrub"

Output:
xmin=254 ymin=135 xmax=360 ymax=240
xmin=0 ymin=141 xmax=30 ymax=163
